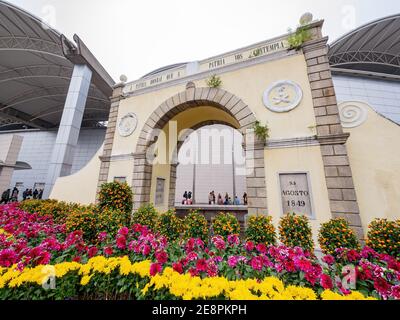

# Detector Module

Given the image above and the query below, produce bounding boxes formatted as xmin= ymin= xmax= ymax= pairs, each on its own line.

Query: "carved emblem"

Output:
xmin=118 ymin=113 xmax=138 ymax=137
xmin=263 ymin=80 xmax=303 ymax=113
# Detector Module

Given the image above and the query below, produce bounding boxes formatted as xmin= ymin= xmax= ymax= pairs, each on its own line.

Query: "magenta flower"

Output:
xmin=150 ymin=262 xmax=162 ymax=276
xmin=228 ymin=256 xmax=239 ymax=268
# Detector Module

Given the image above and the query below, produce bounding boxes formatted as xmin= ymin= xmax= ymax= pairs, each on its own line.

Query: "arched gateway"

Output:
xmin=132 ymin=84 xmax=267 ymax=215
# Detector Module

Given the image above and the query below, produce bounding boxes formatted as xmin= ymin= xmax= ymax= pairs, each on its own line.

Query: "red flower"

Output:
xmin=142 ymin=244 xmax=151 ymax=256
xmin=0 ymin=249 xmax=17 ymax=267
xmin=322 ymin=255 xmax=335 ymax=265
xmin=104 ymin=246 xmax=113 ymax=256
xmin=116 ymin=235 xmax=127 ymax=250
xmin=196 ymin=259 xmax=207 ymax=272
xmin=118 ymin=227 xmax=129 ymax=236
xmin=391 ymin=285 xmax=400 ymax=299
xmin=245 ymin=241 xmax=255 ymax=251
xmin=321 ymin=274 xmax=334 ymax=290
xmin=72 ymin=256 xmax=81 ymax=263
xmin=256 ymin=243 xmax=267 ymax=254
xmin=374 ymin=278 xmax=391 ymax=296
xmin=155 ymin=251 xmax=168 ymax=264
xmin=150 ymin=262 xmax=162 ymax=276
xmin=172 ymin=262 xmax=183 ymax=274
xmin=346 ymin=250 xmax=360 ymax=262
xmin=87 ymin=246 xmax=98 ymax=258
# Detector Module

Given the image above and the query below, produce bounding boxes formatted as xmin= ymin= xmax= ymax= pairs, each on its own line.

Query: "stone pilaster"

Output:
xmin=132 ymin=152 xmax=152 ymax=209
xmin=96 ymin=83 xmax=124 ymax=195
xmin=302 ymin=21 xmax=364 ymax=240
xmin=168 ymin=163 xmax=178 ymax=209
xmin=245 ymin=139 xmax=268 ymax=216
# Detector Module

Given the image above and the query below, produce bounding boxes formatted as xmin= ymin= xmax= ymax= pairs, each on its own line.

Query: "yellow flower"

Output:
xmin=80 ymin=275 xmax=93 ymax=286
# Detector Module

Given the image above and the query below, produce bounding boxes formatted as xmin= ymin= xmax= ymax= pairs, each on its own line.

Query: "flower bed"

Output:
xmin=0 ymin=203 xmax=399 ymax=300
xmin=0 ymin=256 xmax=375 ymax=300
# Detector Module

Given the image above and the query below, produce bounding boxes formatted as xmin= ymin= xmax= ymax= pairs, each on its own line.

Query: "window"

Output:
xmin=114 ymin=177 xmax=127 ymax=183
xmin=155 ymin=178 xmax=165 ymax=206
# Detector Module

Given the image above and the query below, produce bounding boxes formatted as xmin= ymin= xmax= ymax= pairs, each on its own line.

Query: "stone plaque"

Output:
xmin=279 ymin=173 xmax=313 ymax=217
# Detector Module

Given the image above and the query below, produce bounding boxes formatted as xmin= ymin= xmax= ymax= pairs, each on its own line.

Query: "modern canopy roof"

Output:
xmin=329 ymin=14 xmax=400 ymax=76
xmin=0 ymin=0 xmax=115 ymax=131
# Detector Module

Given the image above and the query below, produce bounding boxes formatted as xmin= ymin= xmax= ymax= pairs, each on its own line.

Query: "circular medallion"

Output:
xmin=118 ymin=113 xmax=138 ymax=137
xmin=263 ymin=80 xmax=303 ymax=113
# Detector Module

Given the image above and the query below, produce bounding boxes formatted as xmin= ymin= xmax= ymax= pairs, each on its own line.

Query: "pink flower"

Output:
xmin=322 ymin=255 xmax=335 ymax=265
xmin=0 ymin=249 xmax=17 ymax=267
xmin=118 ymin=227 xmax=129 ymax=236
xmin=212 ymin=236 xmax=226 ymax=251
xmin=228 ymin=256 xmax=239 ymax=268
xmin=207 ymin=260 xmax=218 ymax=277
xmin=155 ymin=251 xmax=168 ymax=264
xmin=227 ymin=235 xmax=240 ymax=246
xmin=321 ymin=274 xmax=334 ymax=289
xmin=150 ymin=263 xmax=162 ymax=276
xmin=391 ymin=285 xmax=400 ymax=299
xmin=294 ymin=257 xmax=312 ymax=272
xmin=245 ymin=241 xmax=255 ymax=251
xmin=187 ymin=251 xmax=198 ymax=261
xmin=250 ymin=256 xmax=263 ymax=271
xmin=98 ymin=232 xmax=108 ymax=242
xmin=116 ymin=235 xmax=127 ymax=250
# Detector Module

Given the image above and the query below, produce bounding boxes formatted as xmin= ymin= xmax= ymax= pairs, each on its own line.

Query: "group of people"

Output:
xmin=182 ymin=191 xmax=193 ymax=205
xmin=0 ymin=187 xmax=43 ymax=204
xmin=208 ymin=191 xmax=248 ymax=206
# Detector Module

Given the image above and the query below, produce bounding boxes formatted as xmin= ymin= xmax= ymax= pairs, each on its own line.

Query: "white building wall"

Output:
xmin=5 ymin=128 xmax=105 ymax=196
xmin=333 ymin=74 xmax=400 ymax=124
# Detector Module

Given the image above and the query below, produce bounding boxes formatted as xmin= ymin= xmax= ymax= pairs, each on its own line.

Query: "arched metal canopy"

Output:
xmin=0 ymin=0 xmax=115 ymax=131
xmin=329 ymin=14 xmax=400 ymax=76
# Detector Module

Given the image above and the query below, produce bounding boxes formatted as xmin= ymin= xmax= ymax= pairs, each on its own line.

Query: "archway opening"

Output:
xmin=175 ymin=123 xmax=247 ymax=207
xmin=132 ymin=86 xmax=267 ymax=217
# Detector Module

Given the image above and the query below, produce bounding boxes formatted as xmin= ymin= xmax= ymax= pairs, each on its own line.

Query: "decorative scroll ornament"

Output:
xmin=118 ymin=113 xmax=138 ymax=137
xmin=263 ymin=80 xmax=303 ymax=113
xmin=339 ymin=102 xmax=368 ymax=128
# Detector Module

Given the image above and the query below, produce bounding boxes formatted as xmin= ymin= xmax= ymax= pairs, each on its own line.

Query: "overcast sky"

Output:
xmin=6 ymin=0 xmax=400 ymax=82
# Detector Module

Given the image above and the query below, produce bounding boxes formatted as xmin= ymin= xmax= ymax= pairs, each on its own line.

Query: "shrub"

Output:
xmin=65 ymin=205 xmax=98 ymax=242
xmin=212 ymin=212 xmax=240 ymax=238
xmin=19 ymin=199 xmax=78 ymax=224
xmin=131 ymin=204 xmax=158 ymax=231
xmin=98 ymin=182 xmax=133 ymax=214
xmin=155 ymin=210 xmax=183 ymax=241
xmin=318 ymin=218 xmax=360 ymax=255
xmin=97 ymin=208 xmax=131 ymax=237
xmin=206 ymin=74 xmax=222 ymax=88
xmin=246 ymin=215 xmax=276 ymax=245
xmin=366 ymin=219 xmax=400 ymax=258
xmin=279 ymin=213 xmax=314 ymax=252
xmin=183 ymin=210 xmax=209 ymax=241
